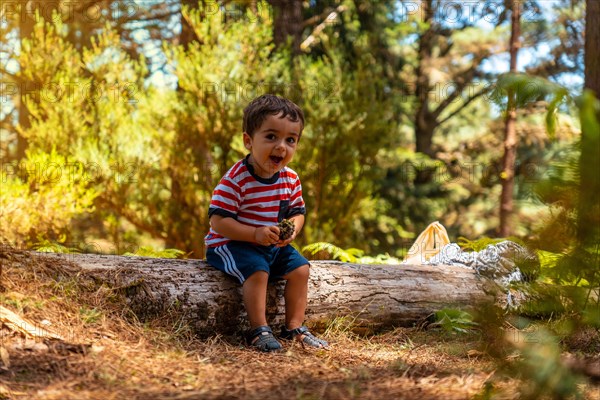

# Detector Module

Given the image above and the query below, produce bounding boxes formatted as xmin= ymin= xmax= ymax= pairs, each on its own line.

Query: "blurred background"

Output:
xmin=0 ymin=0 xmax=593 ymax=261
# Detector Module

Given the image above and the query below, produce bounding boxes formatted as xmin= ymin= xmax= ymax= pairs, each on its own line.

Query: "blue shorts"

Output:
xmin=206 ymin=241 xmax=309 ymax=284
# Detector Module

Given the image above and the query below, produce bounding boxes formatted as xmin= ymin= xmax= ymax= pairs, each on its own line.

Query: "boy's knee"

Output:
xmin=245 ymin=270 xmax=269 ymax=283
xmin=285 ymin=264 xmax=310 ymax=281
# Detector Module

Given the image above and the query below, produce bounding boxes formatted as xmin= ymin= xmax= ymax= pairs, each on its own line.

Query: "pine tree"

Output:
xmin=580 ymin=0 xmax=600 ymax=246
xmin=499 ymin=0 xmax=522 ymax=237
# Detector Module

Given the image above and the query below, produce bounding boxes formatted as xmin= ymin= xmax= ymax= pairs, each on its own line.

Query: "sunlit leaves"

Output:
xmin=0 ymin=150 xmax=98 ymax=246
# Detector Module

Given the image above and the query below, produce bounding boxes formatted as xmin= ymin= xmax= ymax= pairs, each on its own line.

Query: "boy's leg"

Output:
xmin=243 ymin=270 xmax=269 ymax=329
xmin=281 ymin=263 xmax=328 ymax=348
xmin=244 ymin=270 xmax=282 ymax=351
xmin=272 ymin=247 xmax=328 ymax=348
xmin=207 ymin=242 xmax=282 ymax=351
xmin=207 ymin=242 xmax=271 ymax=329
xmin=282 ymin=264 xmax=310 ymax=329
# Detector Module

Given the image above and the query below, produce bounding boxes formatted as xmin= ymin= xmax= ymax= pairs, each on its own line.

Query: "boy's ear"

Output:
xmin=243 ymin=132 xmax=252 ymax=150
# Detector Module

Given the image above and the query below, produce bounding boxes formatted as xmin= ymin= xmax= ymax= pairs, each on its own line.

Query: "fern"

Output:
xmin=32 ymin=236 xmax=80 ymax=254
xmin=432 ymin=308 xmax=478 ymax=334
xmin=302 ymin=242 xmax=362 ymax=263
xmin=354 ymin=253 xmax=403 ymax=265
xmin=302 ymin=242 xmax=402 ymax=264
xmin=457 ymin=236 xmax=526 ymax=252
xmin=456 ymin=237 xmax=504 ymax=252
xmin=123 ymin=246 xmax=186 ymax=259
xmin=537 ymin=250 xmax=563 ymax=271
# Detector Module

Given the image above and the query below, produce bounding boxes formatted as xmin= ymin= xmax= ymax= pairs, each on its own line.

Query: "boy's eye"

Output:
xmin=286 ymin=137 xmax=297 ymax=144
xmin=266 ymin=134 xmax=276 ymax=140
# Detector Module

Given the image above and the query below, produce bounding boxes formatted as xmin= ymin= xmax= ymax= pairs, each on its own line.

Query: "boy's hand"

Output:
xmin=275 ymin=218 xmax=299 ymax=247
xmin=275 ymin=231 xmax=296 ymax=248
xmin=254 ymin=226 xmax=280 ymax=246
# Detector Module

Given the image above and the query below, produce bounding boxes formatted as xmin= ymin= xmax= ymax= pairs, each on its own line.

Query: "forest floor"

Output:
xmin=0 ymin=250 xmax=599 ymax=400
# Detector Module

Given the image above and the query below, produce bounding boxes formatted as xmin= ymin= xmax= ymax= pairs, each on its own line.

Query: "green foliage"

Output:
xmin=474 ymin=86 xmax=598 ymax=400
xmin=376 ymin=109 xmax=552 ymax=243
xmin=323 ymin=315 xmax=362 ymax=337
xmin=5 ymin=16 xmax=148 ymax=249
xmin=302 ymin=242 xmax=367 ymax=263
xmin=579 ymin=90 xmax=600 ymax=139
xmin=456 ymin=237 xmax=506 ymax=252
xmin=170 ymin=2 xmax=287 ymax=175
xmin=546 ymin=88 xmax=570 ymax=138
xmin=4 ymin=5 xmax=411 ymax=257
xmin=537 ymin=250 xmax=564 ymax=273
xmin=79 ymin=307 xmax=103 ymax=324
xmin=534 ymin=145 xmax=580 ymax=210
xmin=1 ymin=3 xmax=586 ymax=269
xmin=123 ymin=246 xmax=186 ymax=259
xmin=512 ymin=326 xmax=584 ymax=400
xmin=155 ymin=3 xmax=289 ymax=256
xmin=529 ymin=92 xmax=600 ymax=292
xmin=302 ymin=242 xmax=401 ymax=264
xmin=292 ymin=46 xmax=399 ymax=250
xmin=19 ymin=20 xmax=147 ymax=155
xmin=525 ymin=0 xmax=585 ymax=81
xmin=474 ymin=303 xmax=587 ymax=399
xmin=0 ymin=150 xmax=97 ymax=247
xmin=32 ymin=235 xmax=80 ymax=254
xmin=8 ymin=8 xmax=288 ymax=257
xmin=492 ymin=74 xmax=568 ymax=111
xmin=432 ymin=309 xmax=478 ymax=334
xmin=536 ymin=245 xmax=599 ymax=290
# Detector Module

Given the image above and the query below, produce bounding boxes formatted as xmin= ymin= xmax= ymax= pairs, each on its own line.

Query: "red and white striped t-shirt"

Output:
xmin=204 ymin=157 xmax=306 ymax=248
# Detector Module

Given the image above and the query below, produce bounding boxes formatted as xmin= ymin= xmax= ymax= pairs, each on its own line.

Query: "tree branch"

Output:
xmin=98 ymin=196 xmax=167 ymax=241
xmin=438 ymin=87 xmax=489 ymax=127
xmin=300 ymin=5 xmax=348 ymax=52
xmin=431 ymin=60 xmax=486 ymax=120
xmin=303 ymin=5 xmax=347 ymax=27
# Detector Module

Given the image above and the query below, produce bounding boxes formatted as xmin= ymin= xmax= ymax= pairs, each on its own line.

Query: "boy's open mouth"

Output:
xmin=270 ymin=156 xmax=284 ymax=165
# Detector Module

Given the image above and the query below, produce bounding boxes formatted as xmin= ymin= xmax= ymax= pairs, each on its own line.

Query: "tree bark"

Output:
xmin=20 ymin=252 xmax=498 ymax=336
xmin=179 ymin=0 xmax=200 ymax=49
xmin=268 ymin=0 xmax=304 ymax=56
xmin=15 ymin=0 xmax=34 ymax=161
xmin=584 ymin=0 xmax=600 ymax=96
xmin=499 ymin=1 xmax=521 ymax=237
xmin=414 ymin=0 xmax=436 ymax=161
xmin=412 ymin=0 xmax=438 ymax=185
xmin=579 ymin=0 xmax=600 ymax=245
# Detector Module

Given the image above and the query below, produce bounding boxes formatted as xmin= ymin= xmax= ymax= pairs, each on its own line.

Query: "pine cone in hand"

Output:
xmin=278 ymin=219 xmax=295 ymax=241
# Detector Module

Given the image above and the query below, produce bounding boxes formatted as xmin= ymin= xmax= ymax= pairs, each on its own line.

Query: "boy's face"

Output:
xmin=243 ymin=112 xmax=302 ymax=179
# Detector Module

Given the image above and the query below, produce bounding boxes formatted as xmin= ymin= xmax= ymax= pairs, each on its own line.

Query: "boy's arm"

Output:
xmin=210 ymin=215 xmax=280 ymax=246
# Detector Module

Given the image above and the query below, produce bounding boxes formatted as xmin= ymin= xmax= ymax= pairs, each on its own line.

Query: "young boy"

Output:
xmin=204 ymin=94 xmax=328 ymax=352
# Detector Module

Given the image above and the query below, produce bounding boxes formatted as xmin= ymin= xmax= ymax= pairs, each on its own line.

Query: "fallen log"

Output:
xmin=7 ymin=251 xmax=501 ymax=336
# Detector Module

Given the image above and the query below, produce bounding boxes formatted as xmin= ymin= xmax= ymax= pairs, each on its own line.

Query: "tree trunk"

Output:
xmin=499 ymin=1 xmax=521 ymax=237
xmin=579 ymin=0 xmax=600 ymax=246
xmin=584 ymin=0 xmax=600 ymax=95
xmin=268 ymin=0 xmax=303 ymax=56
xmin=179 ymin=0 xmax=199 ymax=49
xmin=19 ymin=252 xmax=498 ymax=336
xmin=414 ymin=0 xmax=436 ymax=161
xmin=412 ymin=0 xmax=439 ymax=185
xmin=15 ymin=0 xmax=34 ymax=160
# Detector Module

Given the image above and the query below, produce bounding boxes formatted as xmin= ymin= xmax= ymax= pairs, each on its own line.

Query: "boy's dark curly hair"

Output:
xmin=243 ymin=94 xmax=304 ymax=137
